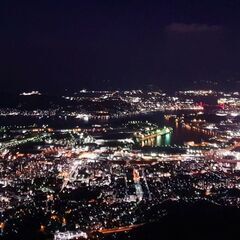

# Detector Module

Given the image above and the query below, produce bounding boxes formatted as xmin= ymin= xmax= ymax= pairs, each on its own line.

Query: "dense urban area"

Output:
xmin=0 ymin=89 xmax=240 ymax=239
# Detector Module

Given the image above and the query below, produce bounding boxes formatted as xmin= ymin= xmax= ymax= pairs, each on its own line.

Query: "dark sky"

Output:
xmin=1 ymin=0 xmax=240 ymax=92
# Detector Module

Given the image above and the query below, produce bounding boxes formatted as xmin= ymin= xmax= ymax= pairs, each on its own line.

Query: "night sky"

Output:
xmin=1 ymin=0 xmax=240 ymax=92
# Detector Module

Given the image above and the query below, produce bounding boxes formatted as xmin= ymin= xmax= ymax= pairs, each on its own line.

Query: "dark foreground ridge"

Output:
xmin=103 ymin=200 xmax=240 ymax=240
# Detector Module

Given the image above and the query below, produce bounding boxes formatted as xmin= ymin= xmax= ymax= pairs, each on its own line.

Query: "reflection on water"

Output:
xmin=165 ymin=133 xmax=171 ymax=145
xmin=156 ymin=136 xmax=162 ymax=146
xmin=142 ymin=133 xmax=172 ymax=147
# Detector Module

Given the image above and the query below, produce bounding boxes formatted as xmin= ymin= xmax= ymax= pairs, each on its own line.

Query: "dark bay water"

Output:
xmin=0 ymin=112 xmax=211 ymax=146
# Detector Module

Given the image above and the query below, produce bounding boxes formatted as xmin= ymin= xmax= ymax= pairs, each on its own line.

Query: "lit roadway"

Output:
xmin=0 ymin=134 xmax=47 ymax=151
xmin=97 ymin=223 xmax=144 ymax=235
xmin=60 ymin=159 xmax=84 ymax=192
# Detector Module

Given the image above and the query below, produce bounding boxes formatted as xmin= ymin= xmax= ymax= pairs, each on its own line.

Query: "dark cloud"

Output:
xmin=166 ymin=23 xmax=223 ymax=33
